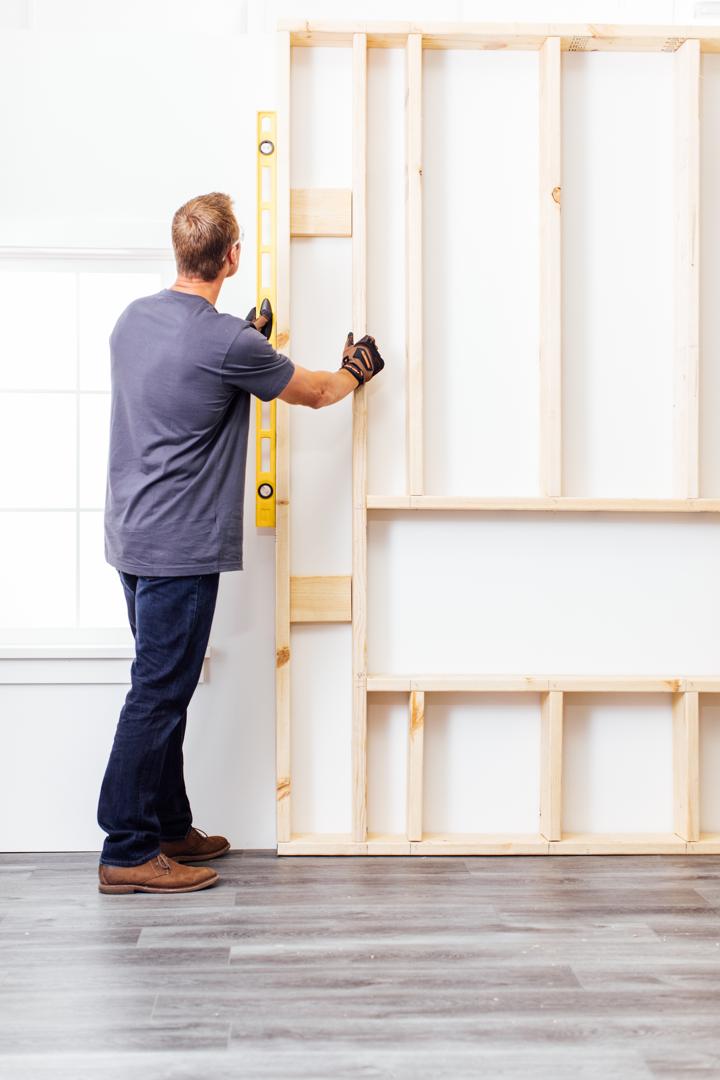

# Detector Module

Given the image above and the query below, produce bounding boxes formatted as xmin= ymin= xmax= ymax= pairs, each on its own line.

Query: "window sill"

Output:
xmin=0 ymin=646 xmax=212 ymax=685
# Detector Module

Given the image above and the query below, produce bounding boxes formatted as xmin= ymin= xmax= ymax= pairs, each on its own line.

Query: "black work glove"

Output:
xmin=341 ymin=331 xmax=385 ymax=386
xmin=246 ymin=297 xmax=273 ymax=340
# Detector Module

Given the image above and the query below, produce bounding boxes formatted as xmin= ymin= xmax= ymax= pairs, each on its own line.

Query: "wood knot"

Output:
xmin=276 ymin=646 xmax=290 ymax=667
xmin=277 ymin=777 xmax=291 ymax=799
xmin=410 ymin=696 xmax=424 ymax=733
xmin=277 ymin=331 xmax=290 ymax=349
xmin=551 ymin=186 xmax=561 ymax=205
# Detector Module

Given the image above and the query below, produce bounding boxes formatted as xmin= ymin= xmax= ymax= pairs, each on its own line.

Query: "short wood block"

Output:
xmin=290 ymin=188 xmax=352 ymax=237
xmin=290 ymin=575 xmax=351 ymax=623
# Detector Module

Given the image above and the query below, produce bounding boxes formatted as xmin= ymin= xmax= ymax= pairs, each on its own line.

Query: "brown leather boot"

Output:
xmin=160 ymin=826 xmax=231 ymax=863
xmin=98 ymin=852 xmax=218 ymax=894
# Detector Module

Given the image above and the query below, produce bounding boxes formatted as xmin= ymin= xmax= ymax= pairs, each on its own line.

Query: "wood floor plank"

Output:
xmin=0 ymin=1047 xmax=655 ymax=1079
xmin=0 ymin=850 xmax=719 ymax=1079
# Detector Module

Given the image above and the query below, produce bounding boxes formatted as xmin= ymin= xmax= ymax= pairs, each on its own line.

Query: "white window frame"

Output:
xmin=0 ymin=247 xmax=209 ymax=680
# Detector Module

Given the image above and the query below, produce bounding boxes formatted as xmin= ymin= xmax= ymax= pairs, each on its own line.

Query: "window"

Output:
xmin=0 ymin=252 xmax=175 ymax=642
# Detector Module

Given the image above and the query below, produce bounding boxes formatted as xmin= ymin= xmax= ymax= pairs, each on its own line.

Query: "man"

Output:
xmin=97 ymin=192 xmax=384 ymax=895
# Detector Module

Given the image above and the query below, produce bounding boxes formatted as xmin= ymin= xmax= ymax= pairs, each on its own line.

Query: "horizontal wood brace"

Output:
xmin=366 ymin=495 xmax=720 ymax=512
xmin=688 ymin=834 xmax=720 ymax=852
xmin=685 ymin=679 xmax=720 ymax=692
xmin=277 ymin=832 xmax=694 ymax=855
xmin=279 ymin=21 xmax=720 ymax=52
xmin=549 ymin=833 xmax=688 ymax=854
xmin=290 ymin=575 xmax=351 ymax=623
xmin=290 ymin=188 xmax=352 ymax=237
xmin=367 ymin=675 xmax=699 ymax=692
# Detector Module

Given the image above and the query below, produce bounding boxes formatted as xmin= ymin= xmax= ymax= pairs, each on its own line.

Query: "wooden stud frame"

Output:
xmin=275 ymin=22 xmax=719 ymax=856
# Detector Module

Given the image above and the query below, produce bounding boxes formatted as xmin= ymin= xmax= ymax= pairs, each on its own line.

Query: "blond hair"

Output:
xmin=171 ymin=192 xmax=239 ymax=281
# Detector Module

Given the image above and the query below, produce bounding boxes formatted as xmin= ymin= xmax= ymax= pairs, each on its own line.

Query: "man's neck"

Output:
xmin=170 ymin=275 xmax=223 ymax=306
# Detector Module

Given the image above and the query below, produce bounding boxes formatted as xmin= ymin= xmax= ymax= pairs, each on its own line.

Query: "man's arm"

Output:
xmin=278 ymin=366 xmax=357 ymax=409
xmin=278 ymin=331 xmax=385 ymax=409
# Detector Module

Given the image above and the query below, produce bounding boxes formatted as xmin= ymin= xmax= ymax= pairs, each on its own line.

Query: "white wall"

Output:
xmin=1 ymin=0 xmax=720 ymax=851
xmin=0 ymin=0 xmax=281 ymax=851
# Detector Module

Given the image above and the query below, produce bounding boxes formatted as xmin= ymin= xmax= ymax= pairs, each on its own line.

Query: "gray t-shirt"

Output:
xmin=104 ymin=288 xmax=295 ymax=576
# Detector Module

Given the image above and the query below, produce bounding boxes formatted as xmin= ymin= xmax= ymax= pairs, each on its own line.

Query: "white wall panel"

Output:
xmin=563 ymin=694 xmax=673 ymax=833
xmin=32 ymin=0 xmax=248 ymax=32
xmin=423 ymin=693 xmax=541 ymax=834
xmin=289 ymin=624 xmax=352 ymax=834
xmin=423 ymin=50 xmax=540 ymax=496
xmin=367 ymin=693 xmax=408 ymax=836
xmin=289 ymin=240 xmax=352 ymax=575
xmin=367 ymin=512 xmax=720 ymax=676
xmin=562 ymin=53 xmax=674 ymax=497
xmin=700 ymin=55 xmax=720 ymax=496
xmin=0 ymin=686 xmax=123 ymax=851
xmin=290 ymin=47 xmax=352 ymax=188
xmin=0 ymin=678 xmax=220 ymax=851
xmin=0 ymin=30 xmax=265 ymax=249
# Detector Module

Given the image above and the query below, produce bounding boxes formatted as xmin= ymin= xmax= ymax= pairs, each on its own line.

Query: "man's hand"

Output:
xmin=245 ymin=297 xmax=273 ymax=340
xmin=340 ymin=331 xmax=385 ymax=386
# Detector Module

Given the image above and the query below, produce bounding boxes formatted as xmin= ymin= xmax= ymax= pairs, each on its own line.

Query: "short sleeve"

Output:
xmin=221 ymin=324 xmax=295 ymax=401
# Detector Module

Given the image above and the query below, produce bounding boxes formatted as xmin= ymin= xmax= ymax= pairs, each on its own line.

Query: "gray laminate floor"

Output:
xmin=1 ymin=852 xmax=720 ymax=1079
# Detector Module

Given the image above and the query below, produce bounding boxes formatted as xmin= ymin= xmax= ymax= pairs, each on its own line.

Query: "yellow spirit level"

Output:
xmin=255 ymin=111 xmax=277 ymax=528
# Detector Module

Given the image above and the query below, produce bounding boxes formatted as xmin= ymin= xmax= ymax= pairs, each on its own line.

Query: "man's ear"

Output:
xmin=226 ymin=243 xmax=240 ymax=278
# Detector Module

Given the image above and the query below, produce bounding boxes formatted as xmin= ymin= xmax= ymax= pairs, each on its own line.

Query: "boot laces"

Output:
xmin=156 ymin=853 xmax=172 ymax=871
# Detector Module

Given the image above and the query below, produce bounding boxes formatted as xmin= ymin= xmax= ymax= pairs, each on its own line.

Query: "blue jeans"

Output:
xmin=97 ymin=572 xmax=220 ymax=867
